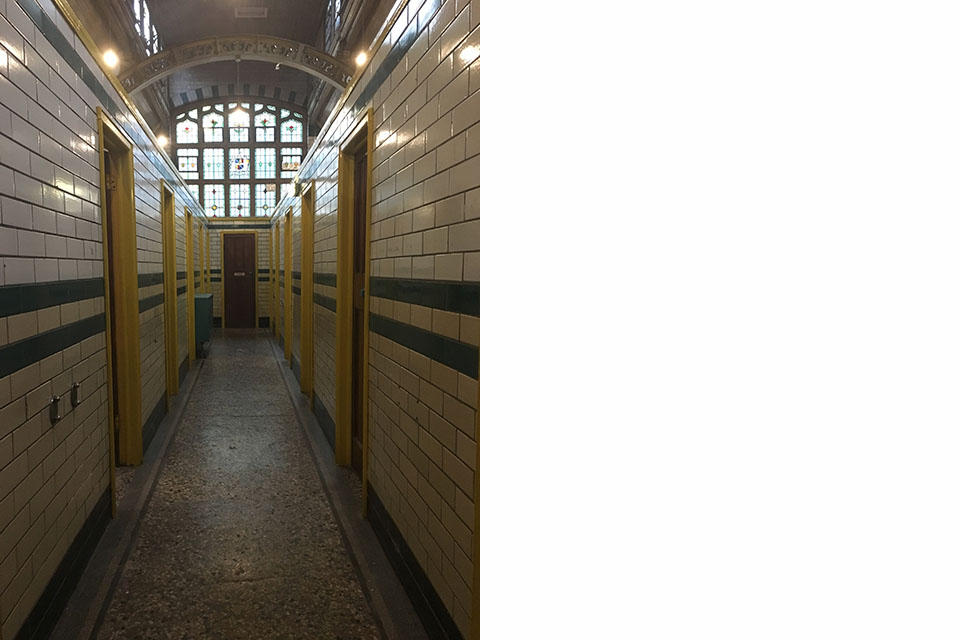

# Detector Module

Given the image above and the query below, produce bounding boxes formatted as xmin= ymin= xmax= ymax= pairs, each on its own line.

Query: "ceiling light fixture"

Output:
xmin=232 ymin=56 xmax=243 ymax=116
xmin=156 ymin=134 xmax=169 ymax=147
xmin=355 ymin=51 xmax=367 ymax=66
xmin=103 ymin=49 xmax=119 ymax=68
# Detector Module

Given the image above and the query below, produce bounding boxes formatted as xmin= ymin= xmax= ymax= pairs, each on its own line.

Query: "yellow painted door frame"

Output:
xmin=160 ymin=181 xmax=178 ymax=396
xmin=97 ymin=107 xmax=143 ymax=470
xmin=299 ymin=182 xmax=315 ymax=396
xmin=284 ymin=208 xmax=293 ymax=361
xmin=334 ymin=110 xmax=373 ymax=511
xmin=274 ymin=223 xmax=281 ymax=339
xmin=205 ymin=230 xmax=211 ymax=292
xmin=185 ymin=207 xmax=195 ymax=364
xmin=198 ymin=221 xmax=205 ymax=294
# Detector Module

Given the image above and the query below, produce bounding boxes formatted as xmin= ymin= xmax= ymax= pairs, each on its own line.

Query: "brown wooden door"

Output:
xmin=223 ymin=234 xmax=256 ymax=328
xmin=350 ymin=148 xmax=367 ymax=474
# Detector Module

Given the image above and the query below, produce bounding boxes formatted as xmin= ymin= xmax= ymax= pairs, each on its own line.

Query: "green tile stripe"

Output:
xmin=176 ymin=271 xmax=187 ymax=279
xmin=313 ymin=293 xmax=336 ymax=312
xmin=370 ymin=277 xmax=479 ymax=316
xmin=257 ymin=277 xmax=270 ymax=282
xmin=210 ymin=277 xmax=222 ymax=282
xmin=313 ymin=273 xmax=336 ymax=286
xmin=292 ymin=271 xmax=302 ymax=279
xmin=13 ymin=0 xmax=203 ymax=215
xmin=0 ymin=278 xmax=103 ymax=318
xmin=0 ymin=313 xmax=104 ymax=378
xmin=369 ymin=313 xmax=478 ymax=379
xmin=137 ymin=273 xmax=164 ymax=287
xmin=176 ymin=285 xmax=186 ymax=296
xmin=292 ymin=286 xmax=301 ymax=296
xmin=139 ymin=293 xmax=164 ymax=313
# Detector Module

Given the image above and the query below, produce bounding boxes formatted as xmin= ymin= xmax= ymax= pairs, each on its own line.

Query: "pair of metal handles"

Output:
xmin=49 ymin=382 xmax=81 ymax=425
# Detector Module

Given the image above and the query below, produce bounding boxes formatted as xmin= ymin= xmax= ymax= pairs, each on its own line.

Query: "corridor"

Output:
xmin=96 ymin=332 xmax=380 ymax=639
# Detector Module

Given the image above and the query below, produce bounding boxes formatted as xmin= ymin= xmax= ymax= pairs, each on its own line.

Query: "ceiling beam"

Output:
xmin=118 ymin=34 xmax=353 ymax=95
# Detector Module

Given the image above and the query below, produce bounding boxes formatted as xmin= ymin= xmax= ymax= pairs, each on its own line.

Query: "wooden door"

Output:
xmin=223 ymin=234 xmax=256 ymax=328
xmin=350 ymin=147 xmax=367 ymax=474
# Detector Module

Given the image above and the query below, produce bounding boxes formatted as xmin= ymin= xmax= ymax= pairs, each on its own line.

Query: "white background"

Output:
xmin=485 ymin=1 xmax=960 ymax=637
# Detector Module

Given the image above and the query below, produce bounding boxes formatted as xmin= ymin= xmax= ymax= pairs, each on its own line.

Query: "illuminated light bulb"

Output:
xmin=157 ymin=135 xmax=169 ymax=147
xmin=459 ymin=45 xmax=479 ymax=64
xmin=355 ymin=51 xmax=367 ymax=66
xmin=103 ymin=50 xmax=119 ymax=68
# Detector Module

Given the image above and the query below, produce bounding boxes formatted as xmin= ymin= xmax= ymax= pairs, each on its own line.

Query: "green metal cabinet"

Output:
xmin=195 ymin=294 xmax=213 ymax=356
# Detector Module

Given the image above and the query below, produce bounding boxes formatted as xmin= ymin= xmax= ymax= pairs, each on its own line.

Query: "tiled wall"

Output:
xmin=270 ymin=0 xmax=479 ymax=635
xmin=0 ymin=0 xmax=204 ymax=636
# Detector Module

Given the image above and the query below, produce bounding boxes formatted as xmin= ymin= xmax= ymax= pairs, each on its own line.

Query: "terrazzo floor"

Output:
xmin=95 ymin=331 xmax=381 ymax=640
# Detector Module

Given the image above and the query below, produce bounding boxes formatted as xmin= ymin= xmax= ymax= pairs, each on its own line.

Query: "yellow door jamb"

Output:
xmin=334 ymin=109 xmax=374 ymax=509
xmin=274 ymin=223 xmax=281 ymax=339
xmin=299 ymin=182 xmax=315 ymax=397
xmin=97 ymin=107 xmax=143 ymax=470
xmin=160 ymin=181 xmax=178 ymax=396
xmin=284 ymin=208 xmax=293 ymax=361
xmin=185 ymin=207 xmax=195 ymax=364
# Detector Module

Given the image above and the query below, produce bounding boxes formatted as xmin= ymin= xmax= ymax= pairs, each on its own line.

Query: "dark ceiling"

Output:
xmin=72 ymin=0 xmax=393 ymax=138
xmin=148 ymin=0 xmax=325 ymax=46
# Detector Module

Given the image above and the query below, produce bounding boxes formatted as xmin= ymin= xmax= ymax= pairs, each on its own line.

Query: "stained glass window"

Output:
xmin=203 ymin=148 xmax=224 ymax=180
xmin=177 ymin=149 xmax=199 ymax=179
xmin=202 ymin=112 xmax=223 ymax=142
xmin=280 ymin=120 xmax=302 ymax=143
xmin=230 ymin=184 xmax=250 ymax=217
xmin=176 ymin=119 xmax=198 ymax=144
xmin=255 ymin=184 xmax=276 ymax=215
xmin=254 ymin=148 xmax=276 ymax=179
xmin=255 ymin=112 xmax=276 ymax=142
xmin=187 ymin=184 xmax=200 ymax=202
xmin=204 ymin=184 xmax=224 ymax=217
xmin=173 ymin=100 xmax=305 ymax=217
xmin=229 ymin=148 xmax=250 ymax=179
xmin=281 ymin=148 xmax=301 ymax=179
xmin=228 ymin=107 xmax=250 ymax=142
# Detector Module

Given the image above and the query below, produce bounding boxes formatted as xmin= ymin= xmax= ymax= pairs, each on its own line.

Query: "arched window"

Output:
xmin=172 ymin=100 xmax=308 ymax=217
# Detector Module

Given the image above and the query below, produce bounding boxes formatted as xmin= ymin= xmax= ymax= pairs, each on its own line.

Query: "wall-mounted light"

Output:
xmin=355 ymin=51 xmax=367 ymax=66
xmin=103 ymin=49 xmax=119 ymax=68
xmin=157 ymin=134 xmax=169 ymax=147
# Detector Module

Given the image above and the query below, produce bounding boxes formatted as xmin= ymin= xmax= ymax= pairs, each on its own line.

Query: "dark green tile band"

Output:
xmin=176 ymin=285 xmax=187 ymax=296
xmin=138 ymin=273 xmax=164 ymax=287
xmin=292 ymin=286 xmax=302 ymax=296
xmin=0 ymin=278 xmax=103 ymax=319
xmin=313 ymin=293 xmax=336 ymax=312
xmin=370 ymin=277 xmax=479 ymax=316
xmin=176 ymin=271 xmax=187 ymax=279
xmin=292 ymin=271 xmax=302 ymax=279
xmin=258 ymin=277 xmax=270 ymax=282
xmin=314 ymin=272 xmax=336 ymax=286
xmin=0 ymin=313 xmax=105 ymax=378
xmin=139 ymin=294 xmax=164 ymax=313
xmin=369 ymin=313 xmax=478 ymax=379
xmin=210 ymin=277 xmax=222 ymax=282
xmin=258 ymin=269 xmax=270 ymax=273
xmin=210 ymin=269 xmax=222 ymax=274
